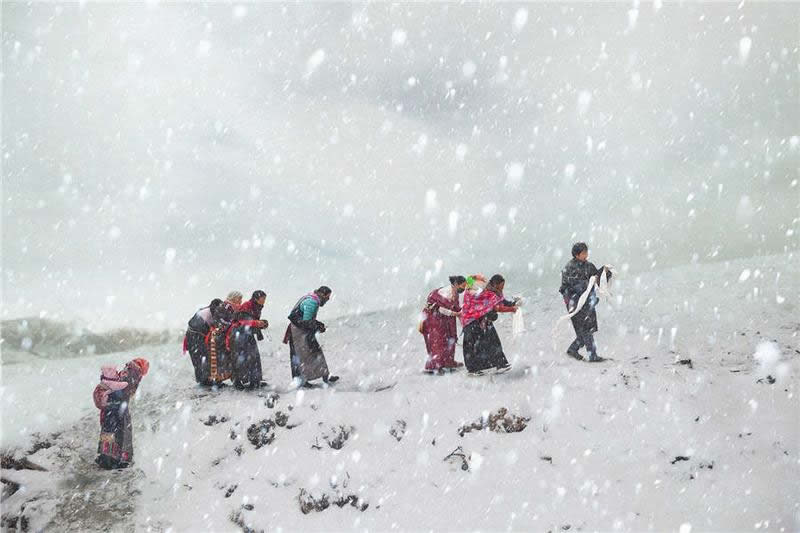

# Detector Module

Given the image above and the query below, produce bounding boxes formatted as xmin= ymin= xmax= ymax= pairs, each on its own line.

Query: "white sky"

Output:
xmin=2 ymin=3 xmax=798 ymax=329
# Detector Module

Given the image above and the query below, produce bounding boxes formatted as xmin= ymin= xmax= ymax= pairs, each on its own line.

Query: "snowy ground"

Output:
xmin=1 ymin=254 xmax=798 ymax=532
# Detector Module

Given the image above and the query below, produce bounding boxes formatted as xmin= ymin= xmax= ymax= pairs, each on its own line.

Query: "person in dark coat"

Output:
xmin=185 ymin=298 xmax=222 ymax=384
xmin=93 ymin=358 xmax=149 ymax=469
xmin=282 ymin=286 xmax=339 ymax=386
xmin=460 ymin=274 xmax=518 ymax=375
xmin=559 ymin=242 xmax=613 ymax=362
xmin=231 ymin=290 xmax=269 ymax=389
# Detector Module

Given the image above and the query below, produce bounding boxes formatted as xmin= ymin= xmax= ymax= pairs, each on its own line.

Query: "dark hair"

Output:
xmin=316 ymin=286 xmax=332 ymax=296
xmin=572 ymin=242 xmax=588 ymax=258
xmin=252 ymin=290 xmax=266 ymax=300
xmin=449 ymin=275 xmax=466 ymax=286
xmin=489 ymin=274 xmax=505 ymax=286
xmin=209 ymin=298 xmax=223 ymax=312
xmin=214 ymin=301 xmax=234 ymax=323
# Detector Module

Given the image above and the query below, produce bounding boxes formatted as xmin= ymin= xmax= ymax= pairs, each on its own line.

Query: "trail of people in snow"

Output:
xmin=1 ymin=253 xmax=797 ymax=531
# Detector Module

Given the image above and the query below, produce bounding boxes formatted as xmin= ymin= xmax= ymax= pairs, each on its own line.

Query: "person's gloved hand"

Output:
xmin=132 ymin=358 xmax=150 ymax=376
xmin=258 ymin=320 xmax=269 ymax=329
xmin=316 ymin=321 xmax=326 ymax=333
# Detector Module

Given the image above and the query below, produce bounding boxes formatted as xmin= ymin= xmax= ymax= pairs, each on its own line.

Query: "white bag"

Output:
xmin=512 ymin=308 xmax=525 ymax=338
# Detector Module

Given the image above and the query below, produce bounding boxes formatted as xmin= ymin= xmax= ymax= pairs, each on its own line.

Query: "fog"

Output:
xmin=2 ymin=2 xmax=798 ymax=329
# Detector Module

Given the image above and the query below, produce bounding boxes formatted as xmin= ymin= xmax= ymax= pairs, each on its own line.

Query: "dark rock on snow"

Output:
xmin=389 ymin=420 xmax=407 ymax=442
xmin=458 ymin=407 xmax=530 ymax=437
xmin=323 ymin=425 xmax=354 ymax=450
xmin=246 ymin=420 xmax=276 ymax=449
xmin=298 ymin=488 xmax=368 ymax=514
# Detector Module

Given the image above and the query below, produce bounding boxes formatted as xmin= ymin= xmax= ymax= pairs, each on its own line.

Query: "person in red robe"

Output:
xmin=421 ymin=275 xmax=468 ymax=373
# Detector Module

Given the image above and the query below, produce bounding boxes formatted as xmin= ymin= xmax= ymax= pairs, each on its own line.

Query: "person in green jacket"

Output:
xmin=282 ymin=286 xmax=339 ymax=386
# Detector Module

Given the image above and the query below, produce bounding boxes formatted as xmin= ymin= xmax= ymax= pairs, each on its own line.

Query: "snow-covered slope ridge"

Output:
xmin=1 ymin=254 xmax=797 ymax=531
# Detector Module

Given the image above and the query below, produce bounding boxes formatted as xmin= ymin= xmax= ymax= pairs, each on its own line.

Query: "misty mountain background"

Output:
xmin=3 ymin=2 xmax=798 ymax=330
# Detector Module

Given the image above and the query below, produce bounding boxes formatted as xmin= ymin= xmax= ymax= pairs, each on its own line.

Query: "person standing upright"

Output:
xmin=559 ymin=242 xmax=612 ymax=362
xmin=421 ymin=275 xmax=467 ymax=373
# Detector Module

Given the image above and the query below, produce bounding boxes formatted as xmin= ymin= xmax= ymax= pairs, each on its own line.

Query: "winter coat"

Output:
xmin=559 ymin=258 xmax=612 ymax=333
xmin=188 ymin=307 xmax=214 ymax=333
xmin=231 ymin=324 xmax=263 ymax=387
xmin=284 ymin=293 xmax=329 ymax=381
xmin=235 ymin=298 xmax=266 ymax=340
xmin=236 ymin=299 xmax=264 ymax=321
xmin=185 ymin=306 xmax=217 ymax=382
xmin=461 ymin=287 xmax=516 ymax=327
xmin=285 ymin=294 xmax=324 ymax=334
xmin=94 ymin=361 xmax=145 ymax=467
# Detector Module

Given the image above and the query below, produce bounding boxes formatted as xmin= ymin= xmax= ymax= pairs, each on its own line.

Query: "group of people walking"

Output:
xmin=183 ymin=286 xmax=339 ymax=390
xmin=420 ymin=241 xmax=613 ymax=373
xmin=420 ymin=274 xmax=520 ymax=375
xmin=180 ymin=241 xmax=612 ymax=385
xmin=93 ymin=241 xmax=611 ymax=469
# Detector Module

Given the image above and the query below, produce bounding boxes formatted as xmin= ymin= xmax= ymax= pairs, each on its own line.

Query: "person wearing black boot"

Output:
xmin=282 ymin=286 xmax=339 ymax=387
xmin=460 ymin=274 xmax=519 ymax=375
xmin=559 ymin=242 xmax=612 ymax=363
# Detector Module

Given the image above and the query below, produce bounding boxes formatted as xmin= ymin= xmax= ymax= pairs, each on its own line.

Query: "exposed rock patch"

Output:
xmin=458 ymin=408 xmax=530 ymax=437
xmin=298 ymin=488 xmax=368 ymax=514
xmin=389 ymin=420 xmax=407 ymax=442
xmin=322 ymin=425 xmax=354 ymax=450
xmin=246 ymin=420 xmax=276 ymax=449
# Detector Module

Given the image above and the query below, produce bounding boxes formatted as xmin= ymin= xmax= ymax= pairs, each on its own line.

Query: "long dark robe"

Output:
xmin=186 ymin=309 xmax=213 ymax=383
xmin=284 ymin=294 xmax=329 ymax=382
xmin=288 ymin=323 xmax=329 ymax=381
xmin=462 ymin=316 xmax=509 ymax=373
xmin=96 ymin=363 xmax=144 ymax=468
xmin=231 ymin=325 xmax=263 ymax=388
xmin=187 ymin=331 xmax=211 ymax=384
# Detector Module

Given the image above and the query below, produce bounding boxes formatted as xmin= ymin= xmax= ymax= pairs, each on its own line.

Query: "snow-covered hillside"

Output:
xmin=1 ymin=254 xmax=798 ymax=531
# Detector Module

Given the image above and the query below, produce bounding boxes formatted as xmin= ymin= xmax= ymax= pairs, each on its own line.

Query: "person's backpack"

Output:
xmin=93 ymin=366 xmax=128 ymax=409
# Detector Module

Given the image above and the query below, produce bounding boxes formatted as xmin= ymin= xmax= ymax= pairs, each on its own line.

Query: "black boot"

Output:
xmin=494 ymin=363 xmax=512 ymax=374
xmin=566 ymin=349 xmax=584 ymax=361
xmin=323 ymin=375 xmax=339 ymax=384
xmin=567 ymin=337 xmax=584 ymax=360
